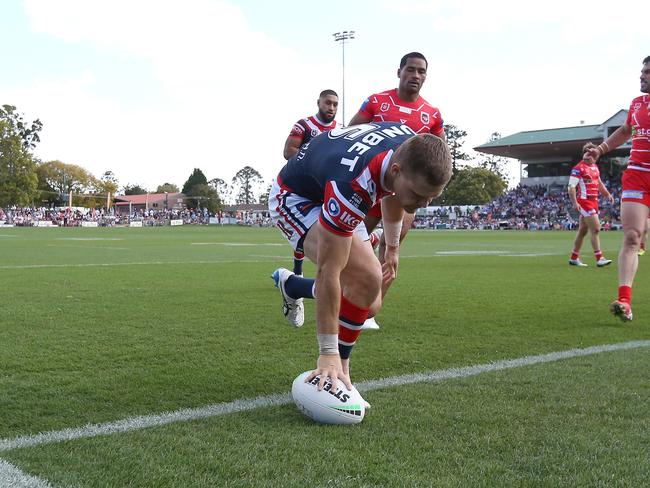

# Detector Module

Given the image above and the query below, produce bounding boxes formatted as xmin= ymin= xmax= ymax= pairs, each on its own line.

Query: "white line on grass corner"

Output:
xmin=1 ymin=340 xmax=648 ymax=453
xmin=0 ymin=459 xmax=52 ymax=487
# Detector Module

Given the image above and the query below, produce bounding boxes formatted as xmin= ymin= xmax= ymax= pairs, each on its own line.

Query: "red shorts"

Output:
xmin=577 ymin=198 xmax=598 ymax=217
xmin=621 ymin=169 xmax=650 ymax=207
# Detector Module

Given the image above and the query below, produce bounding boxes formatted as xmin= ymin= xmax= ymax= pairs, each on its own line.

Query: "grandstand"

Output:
xmin=474 ymin=110 xmax=630 ymax=192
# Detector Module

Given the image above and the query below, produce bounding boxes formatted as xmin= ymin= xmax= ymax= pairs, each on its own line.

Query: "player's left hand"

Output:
xmin=382 ymin=245 xmax=399 ymax=285
xmin=607 ymin=194 xmax=615 ymax=204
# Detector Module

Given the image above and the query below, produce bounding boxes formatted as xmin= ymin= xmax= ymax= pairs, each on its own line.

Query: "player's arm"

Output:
xmin=348 ymin=97 xmax=374 ymax=126
xmin=348 ymin=111 xmax=372 ymax=126
xmin=585 ymin=123 xmax=633 ymax=160
xmin=312 ymin=222 xmax=353 ymax=391
xmin=567 ymin=176 xmax=581 ymax=212
xmin=598 ymin=178 xmax=615 ymax=204
xmin=380 ymin=195 xmax=404 ymax=285
xmin=283 ymin=135 xmax=302 ymax=160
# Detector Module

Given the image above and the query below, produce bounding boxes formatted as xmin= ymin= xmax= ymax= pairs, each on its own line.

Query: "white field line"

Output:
xmin=0 ymin=252 xmax=562 ymax=270
xmin=1 ymin=340 xmax=648 ymax=453
xmin=0 ymin=459 xmax=52 ymax=487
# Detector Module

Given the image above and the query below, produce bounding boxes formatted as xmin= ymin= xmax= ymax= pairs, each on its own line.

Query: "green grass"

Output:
xmin=1 ymin=226 xmax=649 ymax=486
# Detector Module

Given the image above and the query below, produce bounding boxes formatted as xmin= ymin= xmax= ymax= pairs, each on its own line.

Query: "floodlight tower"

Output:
xmin=332 ymin=30 xmax=355 ymax=126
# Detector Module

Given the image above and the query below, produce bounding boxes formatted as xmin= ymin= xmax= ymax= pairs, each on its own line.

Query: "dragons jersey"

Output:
xmin=626 ymin=94 xmax=650 ymax=171
xmin=288 ymin=115 xmax=340 ymax=146
xmin=277 ymin=122 xmax=417 ymax=236
xmin=357 ymin=88 xmax=444 ymax=137
xmin=569 ymin=161 xmax=600 ymax=199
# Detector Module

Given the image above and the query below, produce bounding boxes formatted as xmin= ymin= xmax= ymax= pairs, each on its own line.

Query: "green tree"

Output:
xmin=0 ymin=106 xmax=42 ymax=206
xmin=258 ymin=181 xmax=272 ymax=206
xmin=182 ymin=168 xmax=208 ymax=195
xmin=37 ymin=160 xmax=99 ymax=206
xmin=444 ymin=124 xmax=471 ymax=176
xmin=123 ymin=184 xmax=148 ymax=195
xmin=188 ymin=183 xmax=221 ymax=213
xmin=209 ymin=177 xmax=231 ymax=205
xmin=441 ymin=167 xmax=507 ymax=205
xmin=478 ymin=132 xmax=510 ymax=183
xmin=232 ymin=166 xmax=262 ymax=205
xmin=156 ymin=183 xmax=179 ymax=193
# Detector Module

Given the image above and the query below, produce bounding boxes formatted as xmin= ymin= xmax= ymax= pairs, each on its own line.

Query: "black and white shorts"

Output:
xmin=268 ymin=180 xmax=369 ymax=252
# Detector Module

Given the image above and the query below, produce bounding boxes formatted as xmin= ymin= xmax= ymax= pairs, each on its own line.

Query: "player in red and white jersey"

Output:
xmin=584 ymin=55 xmax=650 ymax=321
xmin=283 ymin=90 xmax=340 ymax=160
xmin=282 ymin=90 xmax=340 ymax=278
xmin=347 ymin=52 xmax=446 ymax=328
xmin=567 ymin=142 xmax=614 ymax=268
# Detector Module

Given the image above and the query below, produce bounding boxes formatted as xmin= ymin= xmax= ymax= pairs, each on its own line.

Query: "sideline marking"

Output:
xmin=0 ymin=459 xmax=52 ymax=487
xmin=1 ymin=340 xmax=648 ymax=453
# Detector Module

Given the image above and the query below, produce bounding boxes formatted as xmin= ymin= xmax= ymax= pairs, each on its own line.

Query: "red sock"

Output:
xmin=618 ymin=285 xmax=632 ymax=304
xmin=338 ymin=296 xmax=369 ymax=360
xmin=570 ymin=250 xmax=579 ymax=260
xmin=642 ymin=243 xmax=646 ymax=251
xmin=369 ymin=232 xmax=379 ymax=248
xmin=594 ymin=250 xmax=603 ymax=261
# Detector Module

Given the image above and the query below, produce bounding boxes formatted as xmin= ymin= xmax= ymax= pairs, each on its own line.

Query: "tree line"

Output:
xmin=0 ymin=105 xmax=270 ymax=213
xmin=1 ymin=104 xmax=510 ymax=211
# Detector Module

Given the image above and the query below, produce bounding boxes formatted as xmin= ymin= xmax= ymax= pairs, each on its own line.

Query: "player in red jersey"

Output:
xmin=584 ymin=56 xmax=650 ymax=322
xmin=283 ymin=90 xmax=339 ymax=160
xmin=282 ymin=90 xmax=340 ymax=278
xmin=348 ymin=52 xmax=446 ymax=329
xmin=567 ymin=142 xmax=614 ymax=267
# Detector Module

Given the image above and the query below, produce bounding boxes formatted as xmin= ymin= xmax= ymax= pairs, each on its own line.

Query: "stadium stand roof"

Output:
xmin=474 ymin=109 xmax=629 ymax=160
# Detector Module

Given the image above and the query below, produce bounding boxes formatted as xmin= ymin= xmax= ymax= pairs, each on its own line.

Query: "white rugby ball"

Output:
xmin=291 ymin=371 xmax=365 ymax=424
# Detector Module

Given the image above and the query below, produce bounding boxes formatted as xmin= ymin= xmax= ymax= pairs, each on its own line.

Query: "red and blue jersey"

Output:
xmin=357 ymin=88 xmax=444 ymax=137
xmin=277 ymin=122 xmax=417 ymax=236
xmin=288 ymin=115 xmax=339 ymax=146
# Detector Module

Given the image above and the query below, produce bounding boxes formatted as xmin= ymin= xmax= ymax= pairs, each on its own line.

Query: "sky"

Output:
xmin=0 ymin=0 xmax=647 ymax=195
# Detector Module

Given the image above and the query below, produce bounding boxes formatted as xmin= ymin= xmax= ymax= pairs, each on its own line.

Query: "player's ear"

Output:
xmin=397 ymin=68 xmax=401 ymax=78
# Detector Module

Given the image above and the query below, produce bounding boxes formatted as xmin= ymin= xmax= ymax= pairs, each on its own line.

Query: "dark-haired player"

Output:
xmin=282 ymin=90 xmax=340 ymax=278
xmin=584 ymin=56 xmax=650 ymax=322
xmin=348 ymin=52 xmax=445 ymax=328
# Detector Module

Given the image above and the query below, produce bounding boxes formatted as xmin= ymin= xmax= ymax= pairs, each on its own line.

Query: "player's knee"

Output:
xmin=623 ymin=228 xmax=642 ymax=248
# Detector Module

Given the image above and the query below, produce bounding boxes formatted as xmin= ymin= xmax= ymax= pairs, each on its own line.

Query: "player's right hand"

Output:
xmin=306 ymin=354 xmax=352 ymax=392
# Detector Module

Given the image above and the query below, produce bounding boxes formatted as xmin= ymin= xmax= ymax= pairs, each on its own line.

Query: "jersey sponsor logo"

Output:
xmin=421 ymin=112 xmax=430 ymax=124
xmin=380 ymin=102 xmax=390 ymax=112
xmin=311 ymin=129 xmax=319 ymax=137
xmin=327 ymin=198 xmax=341 ymax=216
xmin=622 ymin=190 xmax=644 ymax=199
xmin=338 ymin=210 xmax=361 ymax=228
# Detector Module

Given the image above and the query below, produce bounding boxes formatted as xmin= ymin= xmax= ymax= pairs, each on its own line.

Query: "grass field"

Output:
xmin=1 ymin=226 xmax=649 ymax=487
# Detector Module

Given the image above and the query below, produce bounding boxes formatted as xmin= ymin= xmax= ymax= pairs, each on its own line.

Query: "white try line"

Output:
xmin=0 ymin=459 xmax=52 ymax=488
xmin=1 ymin=340 xmax=648 ymax=454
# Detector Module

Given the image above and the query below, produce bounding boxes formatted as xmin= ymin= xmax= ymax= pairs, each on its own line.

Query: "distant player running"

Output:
xmin=567 ymin=142 xmax=614 ymax=267
xmin=584 ymin=55 xmax=650 ymax=322
xmin=282 ymin=90 xmax=340 ymax=277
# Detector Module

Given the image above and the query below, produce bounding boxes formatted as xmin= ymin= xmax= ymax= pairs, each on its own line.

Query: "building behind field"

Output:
xmin=475 ymin=110 xmax=629 ymax=191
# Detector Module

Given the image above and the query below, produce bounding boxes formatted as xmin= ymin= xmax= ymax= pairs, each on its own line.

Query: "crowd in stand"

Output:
xmin=2 ymin=179 xmax=624 ymax=231
xmin=0 ymin=206 xmax=214 ymax=227
xmin=414 ymin=178 xmax=622 ymax=231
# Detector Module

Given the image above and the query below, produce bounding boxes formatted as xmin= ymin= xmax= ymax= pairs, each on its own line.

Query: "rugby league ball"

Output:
xmin=291 ymin=371 xmax=365 ymax=424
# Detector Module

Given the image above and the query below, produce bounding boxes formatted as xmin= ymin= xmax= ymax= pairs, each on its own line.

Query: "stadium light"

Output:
xmin=332 ymin=30 xmax=355 ymax=125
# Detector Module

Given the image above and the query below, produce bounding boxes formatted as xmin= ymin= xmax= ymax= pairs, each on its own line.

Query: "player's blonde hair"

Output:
xmin=398 ymin=134 xmax=452 ymax=188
